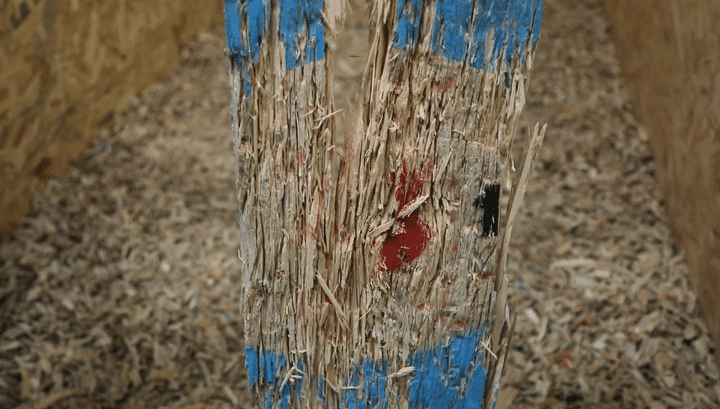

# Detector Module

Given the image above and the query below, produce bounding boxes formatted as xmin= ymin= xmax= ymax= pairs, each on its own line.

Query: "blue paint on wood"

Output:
xmin=223 ymin=0 xmax=267 ymax=95
xmin=394 ymin=0 xmax=424 ymax=49
xmin=244 ymin=327 xmax=488 ymax=408
xmin=341 ymin=360 xmax=390 ymax=409
xmin=223 ymin=0 xmax=242 ymax=63
xmin=223 ymin=0 xmax=326 ymax=95
xmin=245 ymin=345 xmax=294 ymax=409
xmin=408 ymin=328 xmax=487 ymax=409
xmin=363 ymin=360 xmax=389 ymax=407
xmin=245 ymin=345 xmax=260 ymax=387
xmin=431 ymin=0 xmax=476 ymax=63
xmin=318 ymin=373 xmax=325 ymax=404
xmin=393 ymin=0 xmax=543 ymax=70
xmin=296 ymin=358 xmax=305 ymax=400
xmin=246 ymin=0 xmax=267 ymax=61
xmin=279 ymin=0 xmax=325 ymax=70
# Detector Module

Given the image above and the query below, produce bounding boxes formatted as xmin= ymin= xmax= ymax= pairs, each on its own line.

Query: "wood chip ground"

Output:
xmin=1 ymin=0 xmax=718 ymax=408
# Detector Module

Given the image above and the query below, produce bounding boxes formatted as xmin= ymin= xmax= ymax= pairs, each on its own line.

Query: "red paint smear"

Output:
xmin=379 ymin=160 xmax=434 ymax=272
xmin=455 ymin=322 xmax=469 ymax=330
xmin=436 ymin=76 xmax=457 ymax=92
xmin=379 ymin=212 xmax=430 ymax=271
xmin=396 ymin=161 xmax=434 ymax=212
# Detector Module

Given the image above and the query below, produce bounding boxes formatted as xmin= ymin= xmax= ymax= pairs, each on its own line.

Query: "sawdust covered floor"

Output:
xmin=1 ymin=1 xmax=719 ymax=408
xmin=0 ymin=32 xmax=250 ymax=408
xmin=501 ymin=0 xmax=720 ymax=407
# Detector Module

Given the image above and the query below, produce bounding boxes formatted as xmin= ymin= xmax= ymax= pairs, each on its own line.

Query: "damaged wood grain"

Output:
xmin=224 ymin=0 xmax=544 ymax=407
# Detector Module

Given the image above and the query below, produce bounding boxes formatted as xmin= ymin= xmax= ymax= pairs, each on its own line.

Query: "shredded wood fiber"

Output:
xmin=0 ymin=1 xmax=719 ymax=408
xmin=229 ymin=0 xmax=542 ymax=407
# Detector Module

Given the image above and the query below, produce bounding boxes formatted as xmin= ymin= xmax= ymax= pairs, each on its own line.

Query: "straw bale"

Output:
xmin=0 ymin=0 xmax=223 ymax=241
xmin=603 ymin=0 xmax=720 ymax=371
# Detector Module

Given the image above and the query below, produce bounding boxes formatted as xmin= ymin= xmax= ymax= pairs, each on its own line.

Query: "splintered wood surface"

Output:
xmin=226 ymin=0 xmax=543 ymax=407
xmin=0 ymin=0 xmax=718 ymax=408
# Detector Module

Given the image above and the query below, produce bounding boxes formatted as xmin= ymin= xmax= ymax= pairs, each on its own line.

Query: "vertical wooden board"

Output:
xmin=0 ymin=0 xmax=224 ymax=240
xmin=603 ymin=0 xmax=720 ymax=368
xmin=226 ymin=0 xmax=543 ymax=407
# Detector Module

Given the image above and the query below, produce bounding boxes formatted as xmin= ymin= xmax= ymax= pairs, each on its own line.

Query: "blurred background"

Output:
xmin=1 ymin=0 xmax=719 ymax=407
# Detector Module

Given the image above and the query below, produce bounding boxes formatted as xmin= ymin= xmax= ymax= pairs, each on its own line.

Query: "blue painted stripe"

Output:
xmin=279 ymin=0 xmax=326 ymax=70
xmin=393 ymin=0 xmax=544 ymax=70
xmin=223 ymin=0 xmax=326 ymax=95
xmin=223 ymin=0 xmax=243 ymax=63
xmin=245 ymin=345 xmax=295 ymax=409
xmin=318 ymin=373 xmax=325 ymax=404
xmin=341 ymin=360 xmax=390 ymax=409
xmin=244 ymin=327 xmax=488 ymax=408
xmin=246 ymin=0 xmax=267 ymax=61
xmin=408 ymin=328 xmax=487 ymax=409
xmin=394 ymin=0 xmax=424 ymax=49
xmin=223 ymin=0 xmax=266 ymax=95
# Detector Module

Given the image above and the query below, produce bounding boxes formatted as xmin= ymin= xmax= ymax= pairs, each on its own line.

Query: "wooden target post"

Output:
xmin=223 ymin=0 xmax=544 ymax=407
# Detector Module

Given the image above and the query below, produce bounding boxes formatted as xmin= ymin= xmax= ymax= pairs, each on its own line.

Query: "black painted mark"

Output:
xmin=473 ymin=183 xmax=500 ymax=237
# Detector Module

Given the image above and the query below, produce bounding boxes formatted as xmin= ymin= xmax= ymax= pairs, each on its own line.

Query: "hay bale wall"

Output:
xmin=604 ymin=0 xmax=720 ymax=366
xmin=0 ymin=0 xmax=223 ymax=240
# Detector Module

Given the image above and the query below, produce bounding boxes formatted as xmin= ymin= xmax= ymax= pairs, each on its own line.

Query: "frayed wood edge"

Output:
xmin=487 ymin=123 xmax=546 ymax=406
xmin=316 ymin=271 xmax=349 ymax=330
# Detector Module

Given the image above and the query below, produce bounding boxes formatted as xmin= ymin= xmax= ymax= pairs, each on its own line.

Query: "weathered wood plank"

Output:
xmin=224 ymin=0 xmax=544 ymax=407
